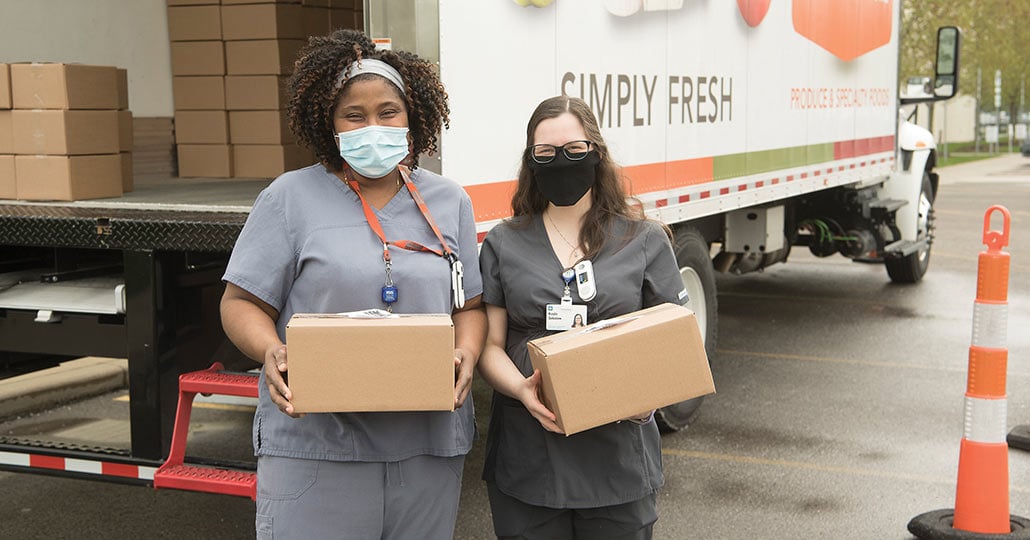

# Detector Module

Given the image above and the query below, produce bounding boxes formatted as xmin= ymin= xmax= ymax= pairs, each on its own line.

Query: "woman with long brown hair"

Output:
xmin=477 ymin=96 xmax=687 ymax=539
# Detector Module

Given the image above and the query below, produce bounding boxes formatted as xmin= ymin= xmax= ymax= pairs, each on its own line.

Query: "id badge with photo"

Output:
xmin=545 ymin=301 xmax=588 ymax=331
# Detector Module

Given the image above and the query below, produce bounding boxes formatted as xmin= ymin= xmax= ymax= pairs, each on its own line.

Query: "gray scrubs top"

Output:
xmin=224 ymin=164 xmax=483 ymax=462
xmin=480 ymin=214 xmax=686 ymax=509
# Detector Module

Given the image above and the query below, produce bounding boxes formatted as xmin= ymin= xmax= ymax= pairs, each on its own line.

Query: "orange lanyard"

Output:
xmin=348 ymin=165 xmax=465 ymax=309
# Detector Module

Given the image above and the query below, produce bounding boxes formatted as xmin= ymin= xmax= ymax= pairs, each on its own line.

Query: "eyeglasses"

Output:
xmin=527 ymin=140 xmax=594 ymax=164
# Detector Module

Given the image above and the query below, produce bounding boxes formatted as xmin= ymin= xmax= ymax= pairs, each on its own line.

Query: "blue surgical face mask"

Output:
xmin=337 ymin=125 xmax=410 ymax=179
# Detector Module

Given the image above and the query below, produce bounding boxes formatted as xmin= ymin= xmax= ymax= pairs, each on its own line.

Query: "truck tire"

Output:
xmin=656 ymin=227 xmax=718 ymax=433
xmin=885 ymin=172 xmax=934 ymax=283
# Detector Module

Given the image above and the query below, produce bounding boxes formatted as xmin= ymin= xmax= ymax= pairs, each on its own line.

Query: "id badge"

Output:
xmin=450 ymin=258 xmax=465 ymax=309
xmin=545 ymin=302 xmax=588 ymax=331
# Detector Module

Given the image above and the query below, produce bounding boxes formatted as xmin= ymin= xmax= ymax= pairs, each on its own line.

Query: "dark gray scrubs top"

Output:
xmin=224 ymin=164 xmax=483 ymax=462
xmin=480 ymin=214 xmax=687 ymax=508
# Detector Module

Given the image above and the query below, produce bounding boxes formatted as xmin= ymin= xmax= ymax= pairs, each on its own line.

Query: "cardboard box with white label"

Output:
xmin=528 ymin=303 xmax=714 ymax=436
xmin=285 ymin=311 xmax=455 ymax=413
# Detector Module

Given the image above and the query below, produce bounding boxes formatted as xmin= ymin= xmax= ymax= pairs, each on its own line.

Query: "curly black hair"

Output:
xmin=287 ymin=29 xmax=450 ymax=172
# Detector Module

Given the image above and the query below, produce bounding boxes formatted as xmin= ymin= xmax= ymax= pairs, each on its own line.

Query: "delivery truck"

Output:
xmin=0 ymin=0 xmax=960 ymax=496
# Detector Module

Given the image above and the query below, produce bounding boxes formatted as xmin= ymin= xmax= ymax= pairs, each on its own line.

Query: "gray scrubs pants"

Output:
xmin=256 ymin=454 xmax=464 ymax=540
xmin=487 ymin=484 xmax=657 ymax=540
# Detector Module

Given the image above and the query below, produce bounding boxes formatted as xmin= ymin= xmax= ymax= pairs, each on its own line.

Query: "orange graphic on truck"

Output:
xmin=792 ymin=0 xmax=893 ymax=61
xmin=510 ymin=0 xmax=891 ymax=63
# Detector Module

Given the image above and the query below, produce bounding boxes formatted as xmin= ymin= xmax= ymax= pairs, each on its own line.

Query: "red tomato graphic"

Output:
xmin=737 ymin=0 xmax=771 ymax=27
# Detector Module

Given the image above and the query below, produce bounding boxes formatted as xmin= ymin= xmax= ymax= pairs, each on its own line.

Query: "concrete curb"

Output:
xmin=0 ymin=357 xmax=128 ymax=419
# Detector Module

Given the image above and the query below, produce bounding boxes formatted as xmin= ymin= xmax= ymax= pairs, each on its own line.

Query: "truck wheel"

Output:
xmin=885 ymin=173 xmax=934 ymax=283
xmin=656 ymin=227 xmax=718 ymax=433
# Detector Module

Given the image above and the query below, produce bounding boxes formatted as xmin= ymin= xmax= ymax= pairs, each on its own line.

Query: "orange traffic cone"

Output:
xmin=908 ymin=206 xmax=1030 ymax=539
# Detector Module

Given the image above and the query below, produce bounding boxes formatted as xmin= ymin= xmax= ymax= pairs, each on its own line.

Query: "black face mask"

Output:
xmin=529 ymin=150 xmax=601 ymax=207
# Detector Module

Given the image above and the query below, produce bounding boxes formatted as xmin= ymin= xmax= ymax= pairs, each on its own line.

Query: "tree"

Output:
xmin=902 ymin=0 xmax=1030 ymax=124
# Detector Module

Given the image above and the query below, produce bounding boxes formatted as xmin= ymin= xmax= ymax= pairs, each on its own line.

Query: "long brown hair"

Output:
xmin=510 ymin=96 xmax=646 ymax=260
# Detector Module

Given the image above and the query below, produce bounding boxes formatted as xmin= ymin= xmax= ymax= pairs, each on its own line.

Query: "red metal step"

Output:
xmin=178 ymin=368 xmax=259 ymax=398
xmin=153 ymin=363 xmax=259 ymax=499
xmin=153 ymin=464 xmax=256 ymax=499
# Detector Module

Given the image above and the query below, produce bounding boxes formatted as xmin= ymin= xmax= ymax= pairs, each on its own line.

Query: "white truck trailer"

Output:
xmin=0 ymin=0 xmax=959 ymax=493
xmin=382 ymin=0 xmax=961 ymax=429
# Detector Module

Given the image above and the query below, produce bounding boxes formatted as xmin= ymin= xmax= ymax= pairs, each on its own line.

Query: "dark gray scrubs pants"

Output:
xmin=256 ymin=454 xmax=464 ymax=540
xmin=488 ymin=484 xmax=657 ymax=540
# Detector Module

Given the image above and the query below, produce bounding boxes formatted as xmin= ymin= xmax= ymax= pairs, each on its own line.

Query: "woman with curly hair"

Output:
xmin=477 ymin=96 xmax=687 ymax=539
xmin=220 ymin=29 xmax=485 ymax=539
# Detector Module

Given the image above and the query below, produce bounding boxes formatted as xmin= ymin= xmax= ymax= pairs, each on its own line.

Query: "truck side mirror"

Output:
xmin=933 ymin=26 xmax=960 ymax=99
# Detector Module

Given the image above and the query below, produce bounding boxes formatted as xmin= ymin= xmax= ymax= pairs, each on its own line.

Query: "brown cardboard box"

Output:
xmin=0 ymin=64 xmax=11 ymax=109
xmin=118 ymin=110 xmax=133 ymax=152
xmin=174 ymin=110 xmax=230 ymax=144
xmin=229 ymin=110 xmax=293 ymax=144
xmin=10 ymin=63 xmax=120 ymax=110
xmin=12 ymin=110 xmax=120 ymax=155
xmin=167 ymin=0 xmax=218 ymax=4
xmin=225 ymin=39 xmax=305 ymax=75
xmin=331 ymin=0 xmax=356 ymax=8
xmin=232 ymin=143 xmax=308 ymax=177
xmin=170 ymin=42 xmax=225 ymax=76
xmin=120 ymin=152 xmax=133 ymax=193
xmin=223 ymin=0 xmax=301 ymax=3
xmin=172 ymin=76 xmax=225 ymax=110
xmin=0 ymin=155 xmax=14 ymax=199
xmin=177 ymin=144 xmax=233 ymax=177
xmin=225 ymin=75 xmax=288 ymax=110
xmin=329 ymin=8 xmax=354 ymax=31
xmin=116 ymin=68 xmax=129 ymax=110
xmin=303 ymin=0 xmax=331 ymax=7
xmin=0 ymin=111 xmax=11 ymax=153
xmin=167 ymin=5 xmax=222 ymax=41
xmin=528 ymin=303 xmax=714 ymax=436
xmin=221 ymin=4 xmax=305 ymax=40
xmin=303 ymin=6 xmax=331 ymax=37
xmin=285 ymin=312 xmax=455 ymax=413
xmin=353 ymin=6 xmax=363 ymax=30
xmin=15 ymin=154 xmax=122 ymax=201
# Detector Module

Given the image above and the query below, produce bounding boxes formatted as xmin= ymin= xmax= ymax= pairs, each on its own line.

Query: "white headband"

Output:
xmin=335 ymin=58 xmax=405 ymax=95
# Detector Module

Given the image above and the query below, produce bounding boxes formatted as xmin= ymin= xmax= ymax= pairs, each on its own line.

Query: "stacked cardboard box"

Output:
xmin=117 ymin=68 xmax=135 ymax=192
xmin=222 ymin=0 xmax=309 ymax=178
xmin=168 ymin=0 xmax=232 ymax=177
xmin=0 ymin=64 xmax=12 ymax=198
xmin=3 ymin=63 xmax=129 ymax=201
xmin=168 ymin=0 xmax=362 ymax=179
xmin=302 ymin=0 xmax=331 ymax=37
xmin=328 ymin=0 xmax=363 ymax=32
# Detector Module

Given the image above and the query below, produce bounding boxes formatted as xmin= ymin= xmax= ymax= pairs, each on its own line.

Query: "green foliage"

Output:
xmin=936 ymin=139 xmax=1024 ymax=168
xmin=901 ymin=0 xmax=1029 ymax=115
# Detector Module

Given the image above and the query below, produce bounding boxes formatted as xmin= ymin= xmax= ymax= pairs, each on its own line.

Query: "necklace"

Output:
xmin=546 ymin=210 xmax=582 ymax=267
